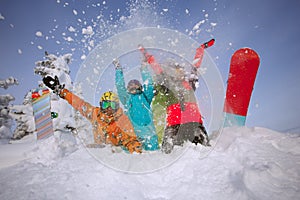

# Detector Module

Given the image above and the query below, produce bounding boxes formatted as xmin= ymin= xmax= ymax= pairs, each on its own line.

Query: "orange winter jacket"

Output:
xmin=59 ymin=89 xmax=142 ymax=153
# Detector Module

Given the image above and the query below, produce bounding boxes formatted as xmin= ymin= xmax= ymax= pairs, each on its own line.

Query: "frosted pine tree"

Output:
xmin=34 ymin=52 xmax=97 ymax=148
xmin=10 ymin=92 xmax=35 ymax=140
xmin=0 ymin=77 xmax=18 ymax=143
xmin=34 ymin=52 xmax=76 ymax=132
xmin=0 ymin=77 xmax=18 ymax=89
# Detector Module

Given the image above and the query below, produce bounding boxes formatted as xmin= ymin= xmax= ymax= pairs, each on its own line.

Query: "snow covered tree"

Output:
xmin=0 ymin=77 xmax=18 ymax=142
xmin=10 ymin=92 xmax=35 ymax=140
xmin=0 ymin=94 xmax=15 ymax=141
xmin=0 ymin=76 xmax=18 ymax=89
xmin=34 ymin=52 xmax=76 ymax=132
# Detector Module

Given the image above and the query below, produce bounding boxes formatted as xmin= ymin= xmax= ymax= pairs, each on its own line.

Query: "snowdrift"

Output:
xmin=0 ymin=126 xmax=299 ymax=200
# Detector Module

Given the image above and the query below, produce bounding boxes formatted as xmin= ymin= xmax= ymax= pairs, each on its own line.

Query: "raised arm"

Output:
xmin=138 ymin=44 xmax=163 ymax=75
xmin=59 ymin=88 xmax=96 ymax=121
xmin=193 ymin=39 xmax=215 ymax=68
xmin=140 ymin=62 xmax=154 ymax=103
xmin=42 ymin=75 xmax=96 ymax=121
xmin=190 ymin=39 xmax=215 ymax=90
xmin=113 ymin=59 xmax=130 ymax=107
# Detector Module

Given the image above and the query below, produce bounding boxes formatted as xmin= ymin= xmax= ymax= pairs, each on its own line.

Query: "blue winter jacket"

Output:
xmin=115 ymin=65 xmax=159 ymax=151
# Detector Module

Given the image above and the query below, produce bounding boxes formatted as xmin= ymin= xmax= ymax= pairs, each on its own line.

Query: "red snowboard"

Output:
xmin=224 ymin=48 xmax=260 ymax=126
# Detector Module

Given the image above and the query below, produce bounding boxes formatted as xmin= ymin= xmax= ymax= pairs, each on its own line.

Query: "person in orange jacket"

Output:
xmin=43 ymin=75 xmax=142 ymax=153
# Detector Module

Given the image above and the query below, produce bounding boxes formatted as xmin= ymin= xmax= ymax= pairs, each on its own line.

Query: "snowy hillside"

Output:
xmin=0 ymin=126 xmax=299 ymax=200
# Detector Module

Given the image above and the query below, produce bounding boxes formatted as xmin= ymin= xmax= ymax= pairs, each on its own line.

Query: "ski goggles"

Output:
xmin=127 ymin=86 xmax=142 ymax=94
xmin=127 ymin=79 xmax=142 ymax=94
xmin=100 ymin=101 xmax=119 ymax=110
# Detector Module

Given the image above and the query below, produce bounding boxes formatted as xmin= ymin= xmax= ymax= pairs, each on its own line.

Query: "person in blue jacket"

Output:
xmin=113 ymin=59 xmax=159 ymax=151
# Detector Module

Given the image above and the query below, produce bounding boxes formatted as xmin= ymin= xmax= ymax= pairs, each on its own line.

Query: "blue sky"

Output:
xmin=0 ymin=0 xmax=299 ymax=132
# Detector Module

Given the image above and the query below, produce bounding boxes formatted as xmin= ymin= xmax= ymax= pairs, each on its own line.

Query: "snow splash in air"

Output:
xmin=68 ymin=0 xmax=224 ymax=172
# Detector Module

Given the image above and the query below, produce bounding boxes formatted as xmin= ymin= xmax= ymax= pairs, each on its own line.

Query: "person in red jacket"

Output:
xmin=139 ymin=39 xmax=214 ymax=153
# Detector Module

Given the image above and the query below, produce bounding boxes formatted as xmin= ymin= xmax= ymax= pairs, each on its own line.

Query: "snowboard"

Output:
xmin=224 ymin=48 xmax=260 ymax=126
xmin=32 ymin=87 xmax=54 ymax=140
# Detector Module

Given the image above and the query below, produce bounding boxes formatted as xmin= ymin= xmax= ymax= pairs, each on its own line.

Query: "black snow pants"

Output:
xmin=161 ymin=122 xmax=210 ymax=154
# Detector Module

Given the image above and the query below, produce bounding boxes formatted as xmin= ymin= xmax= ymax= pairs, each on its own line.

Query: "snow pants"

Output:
xmin=132 ymin=121 xmax=159 ymax=151
xmin=161 ymin=122 xmax=210 ymax=154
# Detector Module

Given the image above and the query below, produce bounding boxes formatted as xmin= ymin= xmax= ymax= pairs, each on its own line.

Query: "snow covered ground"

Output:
xmin=0 ymin=126 xmax=299 ymax=200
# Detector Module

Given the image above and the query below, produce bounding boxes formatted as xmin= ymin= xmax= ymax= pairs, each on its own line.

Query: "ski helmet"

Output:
xmin=100 ymin=91 xmax=119 ymax=102
xmin=100 ymin=91 xmax=120 ymax=110
xmin=127 ymin=79 xmax=142 ymax=94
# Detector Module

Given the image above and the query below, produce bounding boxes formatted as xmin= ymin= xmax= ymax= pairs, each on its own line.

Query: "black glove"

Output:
xmin=43 ymin=75 xmax=64 ymax=95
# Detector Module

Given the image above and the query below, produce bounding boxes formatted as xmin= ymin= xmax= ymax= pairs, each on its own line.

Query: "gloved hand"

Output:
xmin=112 ymin=58 xmax=122 ymax=70
xmin=141 ymin=60 xmax=148 ymax=69
xmin=201 ymin=38 xmax=215 ymax=49
xmin=43 ymin=75 xmax=64 ymax=95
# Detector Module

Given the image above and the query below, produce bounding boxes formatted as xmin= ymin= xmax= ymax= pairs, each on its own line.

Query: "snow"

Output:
xmin=63 ymin=36 xmax=74 ymax=42
xmin=10 ymin=100 xmax=35 ymax=140
xmin=0 ymin=126 xmax=299 ymax=199
xmin=82 ymin=26 xmax=94 ymax=35
xmin=0 ymin=79 xmax=19 ymax=141
xmin=0 ymin=13 xmax=5 ymax=20
xmin=210 ymin=22 xmax=217 ymax=27
xmin=80 ymin=54 xmax=86 ymax=60
xmin=0 ymin=134 xmax=35 ymax=168
xmin=192 ymin=20 xmax=205 ymax=31
xmin=73 ymin=9 xmax=78 ymax=16
xmin=35 ymin=31 xmax=43 ymax=37
xmin=68 ymin=26 xmax=76 ymax=32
